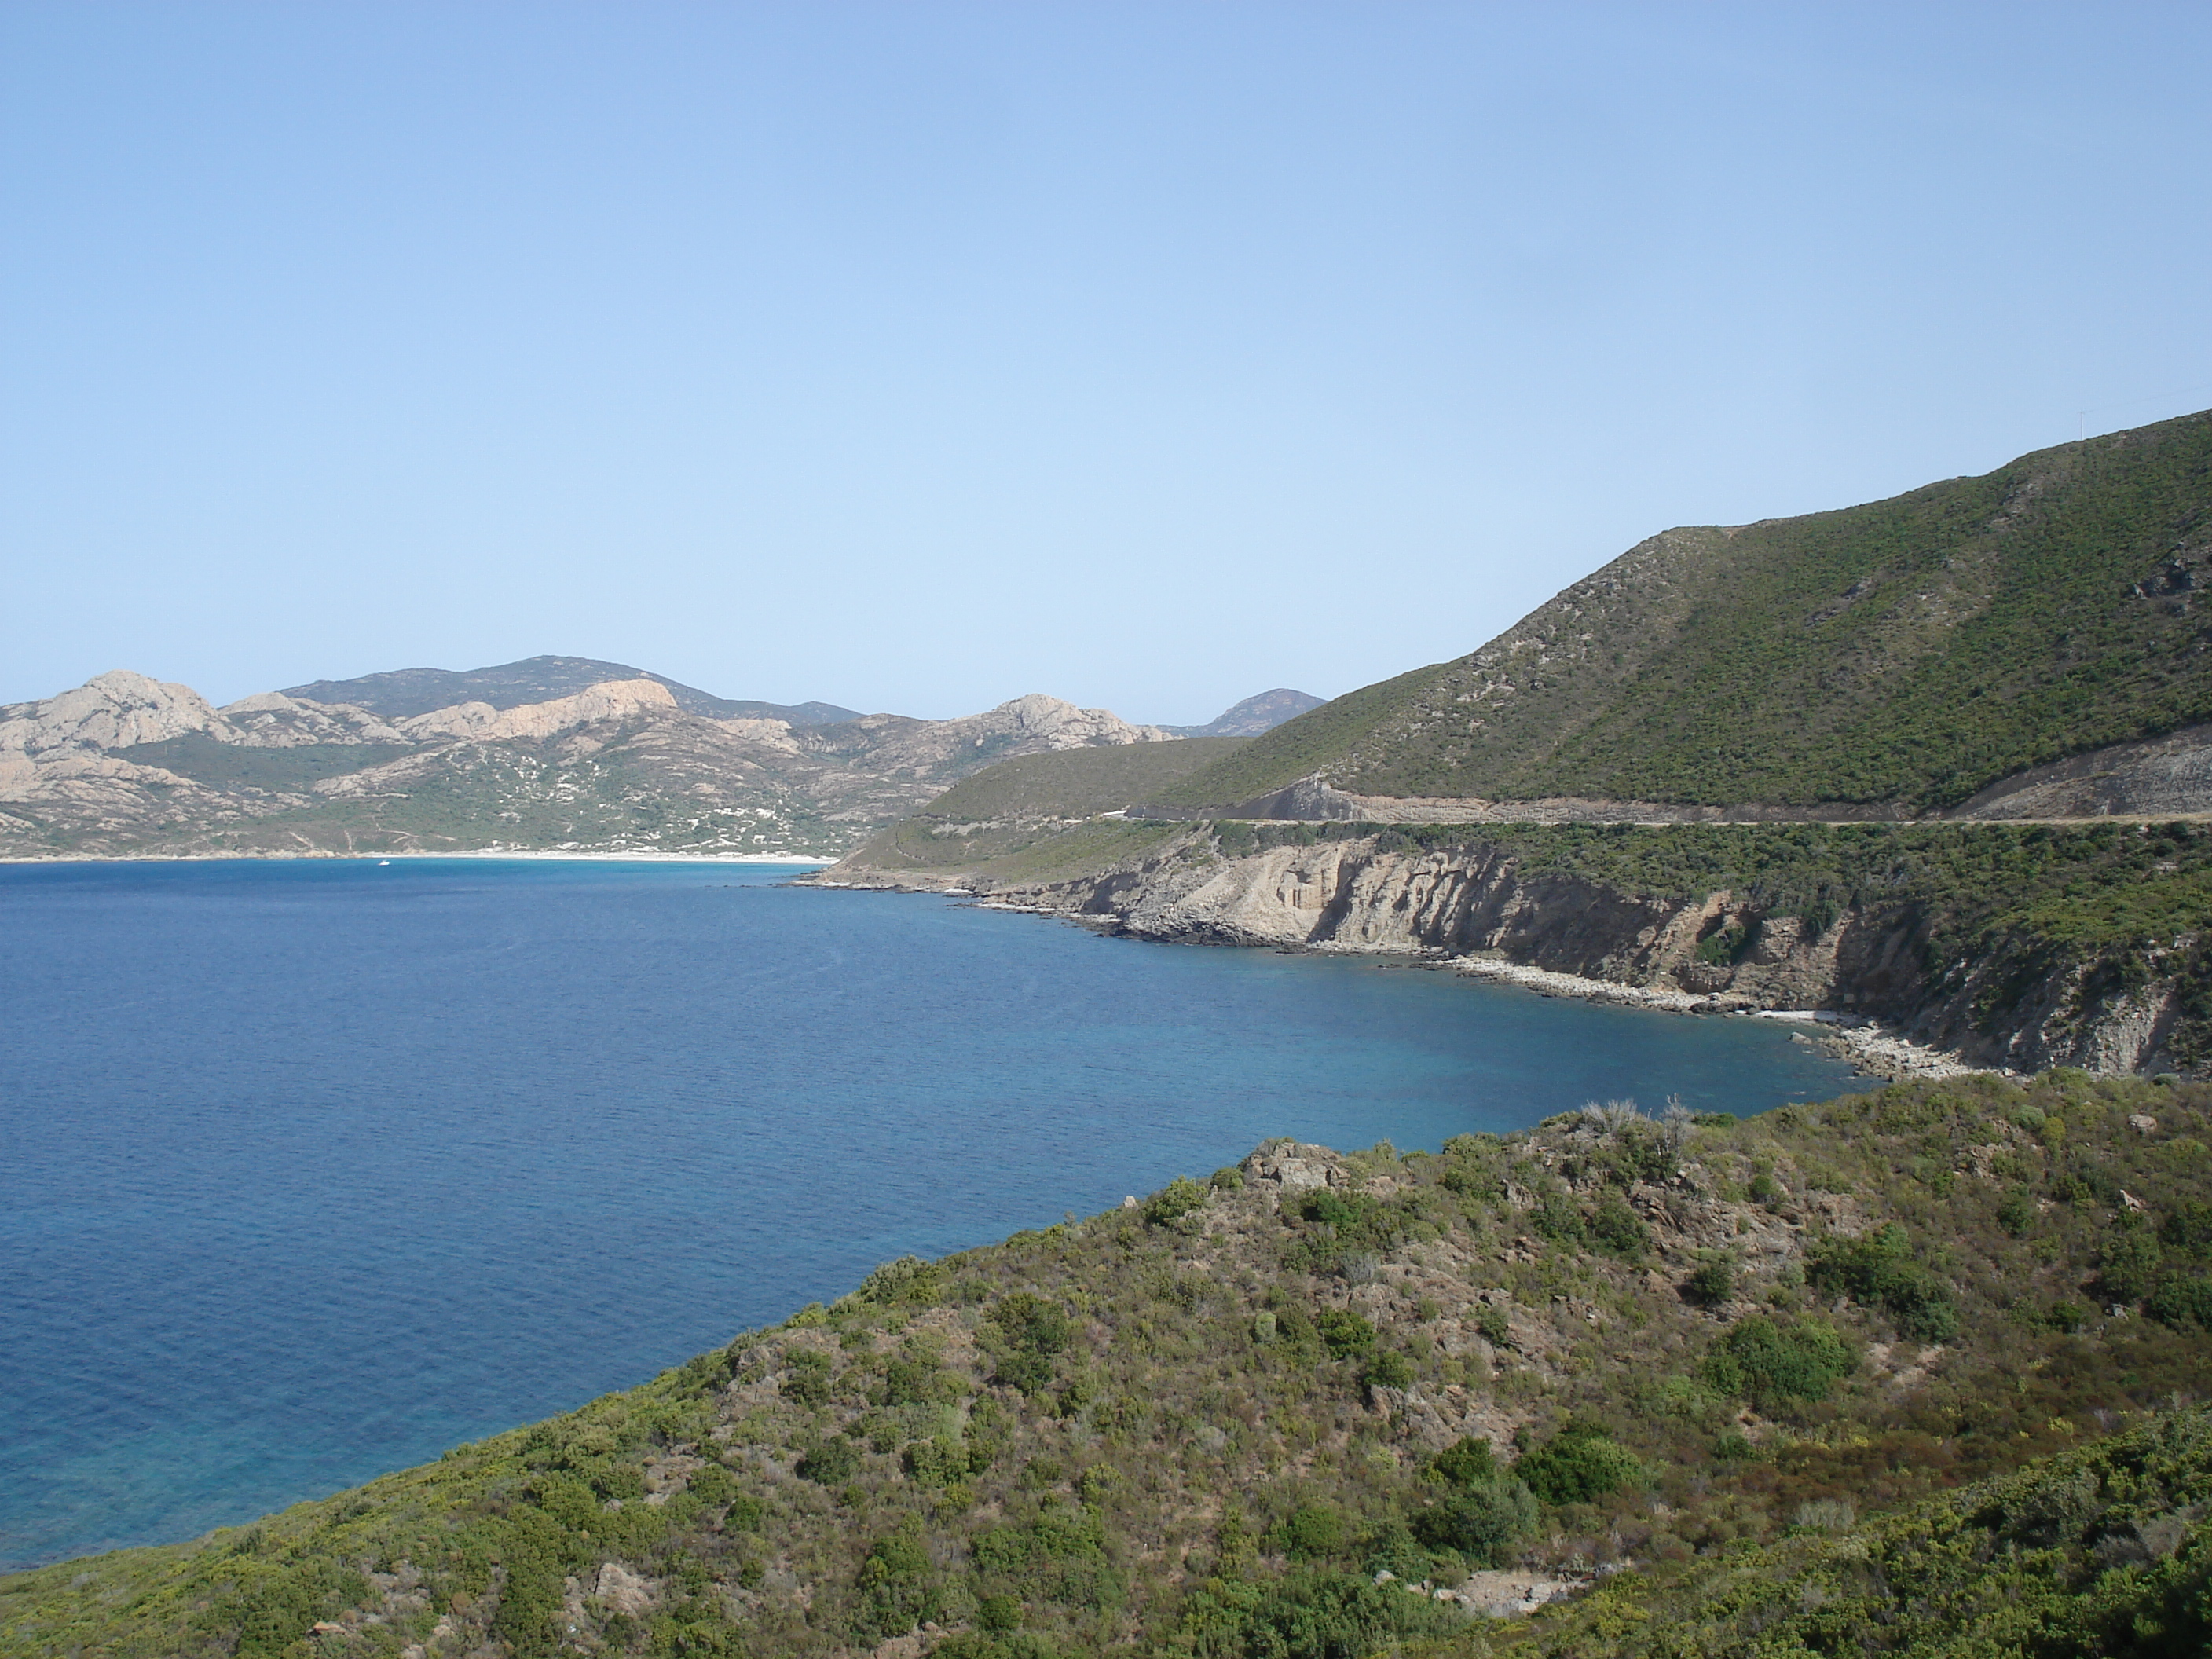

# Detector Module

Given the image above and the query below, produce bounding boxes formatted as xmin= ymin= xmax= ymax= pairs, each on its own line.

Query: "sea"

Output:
xmin=0 ymin=857 xmax=1860 ymax=1570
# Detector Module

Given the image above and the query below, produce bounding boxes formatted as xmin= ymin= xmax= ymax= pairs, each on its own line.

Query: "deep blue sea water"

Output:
xmin=0 ymin=857 xmax=1859 ymax=1569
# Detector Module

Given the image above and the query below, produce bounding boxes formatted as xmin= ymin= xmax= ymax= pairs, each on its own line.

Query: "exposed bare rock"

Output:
xmin=0 ymin=670 xmax=227 ymax=756
xmin=395 ymin=678 xmax=680 ymax=742
xmin=217 ymin=692 xmax=410 ymax=747
xmin=1951 ymin=723 xmax=2212 ymax=819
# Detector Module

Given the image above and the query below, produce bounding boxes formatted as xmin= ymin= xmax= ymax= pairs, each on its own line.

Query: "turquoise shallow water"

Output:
xmin=0 ymin=857 xmax=1859 ymax=1569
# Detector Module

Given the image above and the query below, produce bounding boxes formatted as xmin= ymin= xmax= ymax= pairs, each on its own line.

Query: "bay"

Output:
xmin=0 ymin=856 xmax=1858 ymax=1569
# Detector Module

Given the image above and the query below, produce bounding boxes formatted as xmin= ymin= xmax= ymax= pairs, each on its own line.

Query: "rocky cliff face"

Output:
xmin=922 ymin=831 xmax=2193 ymax=1077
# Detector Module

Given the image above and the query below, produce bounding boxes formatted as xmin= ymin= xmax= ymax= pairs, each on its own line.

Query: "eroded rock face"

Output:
xmin=396 ymin=679 xmax=682 ymax=742
xmin=0 ymin=670 xmax=225 ymax=756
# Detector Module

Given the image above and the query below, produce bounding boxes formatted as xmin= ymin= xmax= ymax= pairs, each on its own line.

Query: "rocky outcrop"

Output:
xmin=957 ymin=831 xmax=2192 ymax=1076
xmin=1953 ymin=723 xmax=2212 ymax=819
xmin=394 ymin=678 xmax=679 ymax=742
xmin=0 ymin=670 xmax=228 ymax=756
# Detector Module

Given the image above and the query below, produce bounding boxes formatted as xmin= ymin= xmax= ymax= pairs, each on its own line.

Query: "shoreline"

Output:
xmin=961 ymin=895 xmax=1996 ymax=1085
xmin=0 ymin=848 xmax=834 ymax=867
xmin=1441 ymin=953 xmax=1994 ymax=1082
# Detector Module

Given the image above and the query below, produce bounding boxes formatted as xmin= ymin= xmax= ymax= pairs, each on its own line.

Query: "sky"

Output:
xmin=5 ymin=3 xmax=2211 ymax=724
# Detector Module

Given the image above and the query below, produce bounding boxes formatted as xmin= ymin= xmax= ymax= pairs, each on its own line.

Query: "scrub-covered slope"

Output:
xmin=6 ymin=1072 xmax=2211 ymax=1657
xmin=1152 ymin=410 xmax=2212 ymax=815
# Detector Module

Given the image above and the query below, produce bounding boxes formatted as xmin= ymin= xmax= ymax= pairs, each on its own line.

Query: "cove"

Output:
xmin=0 ymin=857 xmax=1858 ymax=1569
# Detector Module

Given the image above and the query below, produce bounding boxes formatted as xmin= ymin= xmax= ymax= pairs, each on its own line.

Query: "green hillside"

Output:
xmin=7 ymin=1073 xmax=2211 ymax=1657
xmin=917 ymin=738 xmax=1251 ymax=823
xmin=1151 ymin=410 xmax=2212 ymax=813
xmin=826 ymin=741 xmax=1244 ymax=884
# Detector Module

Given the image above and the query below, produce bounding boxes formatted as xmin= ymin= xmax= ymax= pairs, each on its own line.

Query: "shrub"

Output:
xmin=1682 ymin=1258 xmax=1736 ymax=1307
xmin=781 ymin=1349 xmax=833 ymax=1406
xmin=903 ymin=1437 xmax=979 ymax=1488
xmin=853 ymin=1519 xmax=940 ymax=1642
xmin=1474 ymin=1304 xmax=1513 ymax=1349
xmin=1269 ymin=1503 xmax=1348 ymax=1560
xmin=876 ymin=1354 xmax=948 ymax=1408
xmin=1314 ymin=1308 xmax=1377 ymax=1359
xmin=1997 ymin=1188 xmax=2038 ymax=1237
xmin=1412 ymin=1476 xmax=1540 ymax=1565
xmin=1144 ymin=1177 xmax=1208 ymax=1225
xmin=688 ymin=1463 xmax=736 ymax=1507
xmin=797 ymin=1437 xmax=860 ymax=1485
xmin=987 ymin=1293 xmax=1073 ymax=1393
xmin=1703 ymin=1316 xmax=1857 ymax=1408
xmin=1363 ymin=1350 xmax=1415 ymax=1393
xmin=1514 ymin=1423 xmax=1644 ymax=1505
xmin=1430 ymin=1436 xmax=1498 ymax=1488
xmin=859 ymin=1255 xmax=945 ymax=1306
xmin=1210 ymin=1165 xmax=1245 ymax=1192
xmin=2145 ymin=1273 xmax=2212 ymax=1331
xmin=972 ymin=1502 xmax=1122 ymax=1611
xmin=1173 ymin=1567 xmax=1464 ymax=1656
xmin=2098 ymin=1226 xmax=2166 ymax=1304
xmin=1807 ymin=1225 xmax=1959 ymax=1341
xmin=1586 ymin=1193 xmax=1652 ymax=1258
xmin=2160 ymin=1199 xmax=2212 ymax=1257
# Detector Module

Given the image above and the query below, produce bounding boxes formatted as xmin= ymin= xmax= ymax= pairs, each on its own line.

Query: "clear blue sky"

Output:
xmin=5 ymin=2 xmax=2210 ymax=722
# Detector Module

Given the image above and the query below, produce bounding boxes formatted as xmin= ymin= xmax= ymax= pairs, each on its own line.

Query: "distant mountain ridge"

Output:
xmin=282 ymin=654 xmax=860 ymax=727
xmin=1158 ymin=687 xmax=1325 ymax=738
xmin=0 ymin=665 xmax=1298 ymax=862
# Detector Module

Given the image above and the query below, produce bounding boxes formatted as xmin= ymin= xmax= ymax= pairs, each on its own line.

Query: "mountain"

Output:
xmin=1148 ymin=410 xmax=2212 ymax=818
xmin=1158 ymin=689 xmax=1326 ymax=739
xmin=0 ymin=670 xmax=1177 ymax=862
xmin=282 ymin=654 xmax=861 ymax=727
xmin=5 ymin=1073 xmax=2207 ymax=1655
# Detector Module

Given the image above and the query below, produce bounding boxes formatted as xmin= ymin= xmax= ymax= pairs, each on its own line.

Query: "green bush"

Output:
xmin=1807 ymin=1225 xmax=1960 ymax=1341
xmin=859 ymin=1254 xmax=945 ymax=1306
xmin=1269 ymin=1503 xmax=1349 ymax=1560
xmin=1170 ymin=1566 xmax=1464 ymax=1657
xmin=1474 ymin=1304 xmax=1513 ymax=1349
xmin=1998 ymin=1188 xmax=2038 ymax=1237
xmin=780 ymin=1349 xmax=833 ymax=1405
xmin=1144 ymin=1176 xmax=1209 ymax=1225
xmin=2161 ymin=1199 xmax=2212 ymax=1257
xmin=1314 ymin=1308 xmax=1376 ymax=1359
xmin=796 ymin=1437 xmax=860 ymax=1485
xmin=2099 ymin=1226 xmax=2166 ymax=1304
xmin=853 ymin=1519 xmax=940 ymax=1642
xmin=1210 ymin=1165 xmax=1246 ymax=1192
xmin=874 ymin=1353 xmax=946 ymax=1408
xmin=1431 ymin=1436 xmax=1498 ymax=1487
xmin=687 ymin=1463 xmax=735 ymax=1507
xmin=1514 ymin=1423 xmax=1644 ymax=1505
xmin=972 ymin=1502 xmax=1122 ymax=1612
xmin=2145 ymin=1273 xmax=2212 ymax=1331
xmin=1703 ymin=1316 xmax=1858 ymax=1407
xmin=987 ymin=1293 xmax=1074 ymax=1394
xmin=903 ymin=1437 xmax=980 ymax=1488
xmin=1412 ymin=1476 xmax=1540 ymax=1566
xmin=1586 ymin=1192 xmax=1652 ymax=1258
xmin=1682 ymin=1258 xmax=1736 ymax=1306
xmin=1362 ymin=1350 xmax=1415 ymax=1393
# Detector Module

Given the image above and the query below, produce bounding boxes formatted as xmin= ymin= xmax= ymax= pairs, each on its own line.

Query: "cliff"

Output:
xmin=821 ymin=818 xmax=2212 ymax=1079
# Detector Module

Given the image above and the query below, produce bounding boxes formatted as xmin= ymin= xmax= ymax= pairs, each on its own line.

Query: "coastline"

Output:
xmin=1441 ymin=952 xmax=1994 ymax=1082
xmin=965 ymin=896 xmax=1994 ymax=1085
xmin=0 ymin=848 xmax=834 ymax=866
